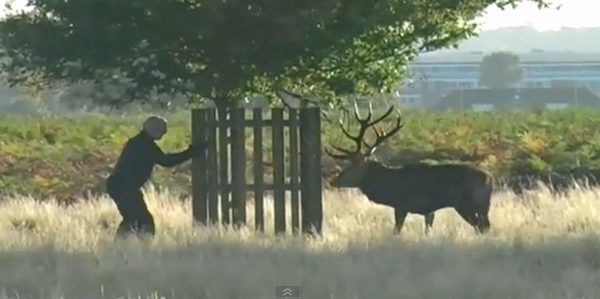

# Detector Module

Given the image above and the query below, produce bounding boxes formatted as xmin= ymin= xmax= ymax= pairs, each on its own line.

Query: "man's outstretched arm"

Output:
xmin=151 ymin=143 xmax=204 ymax=167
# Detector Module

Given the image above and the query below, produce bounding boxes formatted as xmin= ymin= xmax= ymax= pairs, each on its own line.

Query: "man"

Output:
xmin=106 ymin=115 xmax=204 ymax=239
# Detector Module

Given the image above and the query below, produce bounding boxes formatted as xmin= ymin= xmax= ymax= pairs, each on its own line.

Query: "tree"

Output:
xmin=478 ymin=51 xmax=525 ymax=89
xmin=0 ymin=0 xmax=552 ymax=108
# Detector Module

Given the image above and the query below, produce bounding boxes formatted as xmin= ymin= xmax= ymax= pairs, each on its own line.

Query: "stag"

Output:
xmin=325 ymin=103 xmax=493 ymax=235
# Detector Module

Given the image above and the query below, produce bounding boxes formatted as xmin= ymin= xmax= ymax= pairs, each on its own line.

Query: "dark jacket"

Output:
xmin=107 ymin=131 xmax=193 ymax=191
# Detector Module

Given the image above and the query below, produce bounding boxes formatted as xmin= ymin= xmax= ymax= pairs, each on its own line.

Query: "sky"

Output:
xmin=0 ymin=0 xmax=599 ymax=32
xmin=477 ymin=0 xmax=600 ymax=31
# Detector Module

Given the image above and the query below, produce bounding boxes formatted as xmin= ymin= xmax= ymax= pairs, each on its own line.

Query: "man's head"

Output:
xmin=142 ymin=116 xmax=168 ymax=140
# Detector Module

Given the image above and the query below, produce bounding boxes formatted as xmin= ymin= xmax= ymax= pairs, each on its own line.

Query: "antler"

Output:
xmin=325 ymin=101 xmax=403 ymax=160
xmin=362 ymin=106 xmax=404 ymax=156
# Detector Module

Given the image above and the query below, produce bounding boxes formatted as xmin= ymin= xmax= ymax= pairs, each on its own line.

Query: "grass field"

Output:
xmin=1 ymin=183 xmax=600 ymax=298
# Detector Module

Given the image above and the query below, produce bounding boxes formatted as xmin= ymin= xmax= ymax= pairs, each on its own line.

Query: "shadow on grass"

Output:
xmin=1 ymin=234 xmax=600 ymax=299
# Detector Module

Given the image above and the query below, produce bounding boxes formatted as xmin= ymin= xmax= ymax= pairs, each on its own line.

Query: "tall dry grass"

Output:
xmin=1 ymin=183 xmax=600 ymax=298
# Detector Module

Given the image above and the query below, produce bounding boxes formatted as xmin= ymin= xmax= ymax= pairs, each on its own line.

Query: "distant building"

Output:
xmin=396 ymin=50 xmax=600 ymax=109
xmin=409 ymin=51 xmax=600 ymax=89
xmin=395 ymin=88 xmax=444 ymax=110
xmin=431 ymin=87 xmax=600 ymax=112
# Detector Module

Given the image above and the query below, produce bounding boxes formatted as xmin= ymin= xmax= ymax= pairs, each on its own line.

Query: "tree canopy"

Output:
xmin=0 ymin=0 xmax=552 ymax=107
xmin=478 ymin=51 xmax=525 ymax=89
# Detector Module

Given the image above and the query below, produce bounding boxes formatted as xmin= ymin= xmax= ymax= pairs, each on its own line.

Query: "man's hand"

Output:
xmin=188 ymin=142 xmax=206 ymax=157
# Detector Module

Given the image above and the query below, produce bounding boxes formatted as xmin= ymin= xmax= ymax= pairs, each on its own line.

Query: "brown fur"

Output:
xmin=330 ymin=160 xmax=493 ymax=234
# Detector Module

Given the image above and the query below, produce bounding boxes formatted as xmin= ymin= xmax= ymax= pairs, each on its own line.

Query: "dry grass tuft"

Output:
xmin=1 ymin=183 xmax=600 ymax=298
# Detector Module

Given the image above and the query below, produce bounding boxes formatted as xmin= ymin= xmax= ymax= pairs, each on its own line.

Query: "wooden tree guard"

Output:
xmin=191 ymin=106 xmax=322 ymax=235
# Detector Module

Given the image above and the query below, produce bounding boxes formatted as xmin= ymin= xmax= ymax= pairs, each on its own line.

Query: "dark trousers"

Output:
xmin=106 ymin=183 xmax=155 ymax=239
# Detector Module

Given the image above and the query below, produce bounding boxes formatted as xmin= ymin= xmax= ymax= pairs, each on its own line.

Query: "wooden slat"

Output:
xmin=309 ymin=107 xmax=323 ymax=234
xmin=252 ymin=109 xmax=265 ymax=232
xmin=288 ymin=109 xmax=300 ymax=234
xmin=299 ymin=109 xmax=309 ymax=233
xmin=271 ymin=108 xmax=286 ymax=234
xmin=230 ymin=108 xmax=246 ymax=226
xmin=217 ymin=107 xmax=231 ymax=225
xmin=206 ymin=108 xmax=219 ymax=224
xmin=191 ymin=109 xmax=207 ymax=224
xmin=300 ymin=107 xmax=323 ymax=235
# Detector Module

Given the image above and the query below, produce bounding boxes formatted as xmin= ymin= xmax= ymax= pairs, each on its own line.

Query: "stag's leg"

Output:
xmin=475 ymin=212 xmax=491 ymax=233
xmin=424 ymin=212 xmax=435 ymax=234
xmin=454 ymin=207 xmax=482 ymax=234
xmin=393 ymin=208 xmax=407 ymax=235
xmin=474 ymin=202 xmax=491 ymax=233
xmin=472 ymin=182 xmax=493 ymax=233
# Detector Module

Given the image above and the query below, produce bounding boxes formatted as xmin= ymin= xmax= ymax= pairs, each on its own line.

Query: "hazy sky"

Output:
xmin=0 ymin=0 xmax=599 ymax=32
xmin=478 ymin=0 xmax=600 ymax=31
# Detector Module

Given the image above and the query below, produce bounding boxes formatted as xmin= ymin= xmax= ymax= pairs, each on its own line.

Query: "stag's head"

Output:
xmin=326 ymin=102 xmax=403 ymax=188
